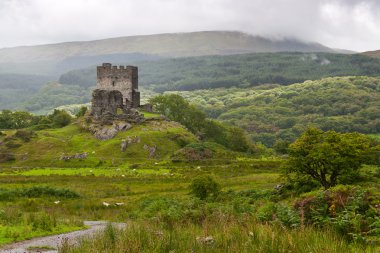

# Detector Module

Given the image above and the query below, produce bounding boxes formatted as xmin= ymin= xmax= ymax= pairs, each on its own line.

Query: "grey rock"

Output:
xmin=143 ymin=144 xmax=157 ymax=158
xmin=121 ymin=140 xmax=127 ymax=152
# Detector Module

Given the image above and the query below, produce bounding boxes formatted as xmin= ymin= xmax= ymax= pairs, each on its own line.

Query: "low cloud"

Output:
xmin=0 ymin=0 xmax=379 ymax=51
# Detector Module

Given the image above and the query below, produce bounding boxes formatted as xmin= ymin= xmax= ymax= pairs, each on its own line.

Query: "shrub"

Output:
xmin=0 ymin=186 xmax=80 ymax=201
xmin=14 ymin=130 xmax=36 ymax=142
xmin=294 ymin=185 xmax=379 ymax=242
xmin=189 ymin=175 xmax=221 ymax=200
xmin=20 ymin=186 xmax=80 ymax=198
xmin=0 ymin=151 xmax=15 ymax=162
xmin=135 ymin=197 xmax=186 ymax=225
xmin=75 ymin=106 xmax=88 ymax=118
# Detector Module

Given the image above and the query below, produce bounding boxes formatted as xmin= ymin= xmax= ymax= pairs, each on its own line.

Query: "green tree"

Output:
xmin=227 ymin=127 xmax=252 ymax=152
xmin=285 ymin=128 xmax=375 ymax=189
xmin=150 ymin=94 xmax=255 ymax=153
xmin=50 ymin=110 xmax=72 ymax=128
xmin=0 ymin=110 xmax=36 ymax=129
xmin=150 ymin=94 xmax=206 ymax=133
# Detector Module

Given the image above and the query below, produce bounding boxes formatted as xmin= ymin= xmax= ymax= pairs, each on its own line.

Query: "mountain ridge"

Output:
xmin=0 ymin=31 xmax=338 ymax=76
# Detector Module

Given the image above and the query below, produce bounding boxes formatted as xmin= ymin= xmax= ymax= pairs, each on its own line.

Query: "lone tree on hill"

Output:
xmin=285 ymin=128 xmax=378 ymax=189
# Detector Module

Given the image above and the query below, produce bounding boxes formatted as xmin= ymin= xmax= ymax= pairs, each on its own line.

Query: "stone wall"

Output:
xmin=90 ymin=89 xmax=126 ymax=120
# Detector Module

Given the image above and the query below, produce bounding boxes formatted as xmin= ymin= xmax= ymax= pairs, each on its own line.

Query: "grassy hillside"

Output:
xmin=169 ymin=76 xmax=380 ymax=146
xmin=0 ymin=120 xmax=197 ymax=168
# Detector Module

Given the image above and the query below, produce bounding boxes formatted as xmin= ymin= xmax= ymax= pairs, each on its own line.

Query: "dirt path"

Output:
xmin=0 ymin=221 xmax=126 ymax=253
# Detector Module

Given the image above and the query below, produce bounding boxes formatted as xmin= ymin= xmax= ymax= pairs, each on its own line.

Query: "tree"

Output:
xmin=285 ymin=128 xmax=375 ymax=189
xmin=150 ymin=94 xmax=255 ymax=153
xmin=150 ymin=94 xmax=206 ymax=133
xmin=50 ymin=110 xmax=72 ymax=127
xmin=227 ymin=127 xmax=252 ymax=152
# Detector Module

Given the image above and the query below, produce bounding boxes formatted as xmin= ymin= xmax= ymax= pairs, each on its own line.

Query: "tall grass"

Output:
xmin=59 ymin=217 xmax=371 ymax=253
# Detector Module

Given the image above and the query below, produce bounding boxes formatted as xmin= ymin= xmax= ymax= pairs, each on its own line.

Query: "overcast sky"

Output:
xmin=0 ymin=0 xmax=379 ymax=52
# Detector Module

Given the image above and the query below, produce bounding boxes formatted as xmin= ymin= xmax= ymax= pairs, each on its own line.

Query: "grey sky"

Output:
xmin=0 ymin=0 xmax=379 ymax=52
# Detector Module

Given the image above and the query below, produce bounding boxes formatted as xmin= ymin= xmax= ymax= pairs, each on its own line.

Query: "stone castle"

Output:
xmin=90 ymin=63 xmax=143 ymax=122
xmin=96 ymin=63 xmax=140 ymax=108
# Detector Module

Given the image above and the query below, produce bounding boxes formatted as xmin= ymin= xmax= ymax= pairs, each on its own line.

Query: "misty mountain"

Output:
xmin=0 ymin=31 xmax=338 ymax=76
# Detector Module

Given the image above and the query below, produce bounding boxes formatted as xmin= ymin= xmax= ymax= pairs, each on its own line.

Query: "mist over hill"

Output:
xmin=0 ymin=31 xmax=337 ymax=76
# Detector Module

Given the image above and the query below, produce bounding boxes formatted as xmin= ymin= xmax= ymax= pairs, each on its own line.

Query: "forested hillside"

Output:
xmin=169 ymin=76 xmax=380 ymax=147
xmin=3 ymin=52 xmax=380 ymax=116
xmin=0 ymin=74 xmax=53 ymax=110
xmin=60 ymin=52 xmax=380 ymax=92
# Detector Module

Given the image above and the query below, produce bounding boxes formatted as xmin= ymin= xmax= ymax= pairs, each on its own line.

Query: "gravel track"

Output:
xmin=0 ymin=221 xmax=126 ymax=253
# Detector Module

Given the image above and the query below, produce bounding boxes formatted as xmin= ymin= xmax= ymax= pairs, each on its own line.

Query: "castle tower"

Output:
xmin=96 ymin=63 xmax=140 ymax=108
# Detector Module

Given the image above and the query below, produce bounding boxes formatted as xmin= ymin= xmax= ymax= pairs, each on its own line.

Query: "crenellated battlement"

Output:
xmin=96 ymin=63 xmax=140 ymax=108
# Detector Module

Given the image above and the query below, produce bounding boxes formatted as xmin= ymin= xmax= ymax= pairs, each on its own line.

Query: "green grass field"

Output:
xmin=0 ymin=122 xmax=379 ymax=252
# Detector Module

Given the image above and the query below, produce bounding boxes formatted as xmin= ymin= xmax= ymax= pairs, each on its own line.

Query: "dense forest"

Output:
xmin=0 ymin=74 xmax=53 ymax=110
xmin=169 ymin=76 xmax=380 ymax=147
xmin=59 ymin=52 xmax=380 ymax=91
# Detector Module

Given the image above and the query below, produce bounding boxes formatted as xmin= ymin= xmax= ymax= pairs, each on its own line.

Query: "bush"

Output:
xmin=75 ymin=106 xmax=88 ymax=118
xmin=21 ymin=186 xmax=80 ymax=198
xmin=294 ymin=185 xmax=379 ymax=242
xmin=0 ymin=186 xmax=80 ymax=201
xmin=0 ymin=152 xmax=15 ymax=163
xmin=14 ymin=130 xmax=36 ymax=142
xmin=189 ymin=175 xmax=221 ymax=200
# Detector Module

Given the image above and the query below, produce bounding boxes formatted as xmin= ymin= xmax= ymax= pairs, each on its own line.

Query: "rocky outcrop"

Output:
xmin=121 ymin=136 xmax=141 ymax=152
xmin=144 ymin=144 xmax=157 ymax=158
xmin=88 ymin=121 xmax=132 ymax=140
xmin=60 ymin=153 xmax=88 ymax=161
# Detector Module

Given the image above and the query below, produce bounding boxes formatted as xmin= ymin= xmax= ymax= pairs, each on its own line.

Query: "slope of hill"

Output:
xmin=0 ymin=73 xmax=53 ymax=111
xmin=362 ymin=50 xmax=380 ymax=58
xmin=0 ymin=120 xmax=197 ymax=168
xmin=169 ymin=76 xmax=380 ymax=146
xmin=0 ymin=31 xmax=335 ymax=76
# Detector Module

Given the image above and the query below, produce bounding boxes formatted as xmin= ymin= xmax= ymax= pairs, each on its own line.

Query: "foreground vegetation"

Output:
xmin=1 ymin=159 xmax=379 ymax=251
xmin=60 ymin=219 xmax=369 ymax=253
xmin=0 ymin=123 xmax=378 ymax=252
